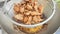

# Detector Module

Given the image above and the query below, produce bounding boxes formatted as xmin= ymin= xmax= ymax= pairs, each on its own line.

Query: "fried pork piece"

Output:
xmin=31 ymin=0 xmax=38 ymax=7
xmin=31 ymin=21 xmax=35 ymax=24
xmin=26 ymin=4 xmax=32 ymax=10
xmin=37 ymin=16 xmax=44 ymax=22
xmin=38 ymin=5 xmax=44 ymax=13
xmin=14 ymin=14 xmax=23 ymax=21
xmin=23 ymin=16 xmax=28 ymax=23
xmin=33 ymin=16 xmax=39 ymax=23
xmin=34 ymin=0 xmax=38 ymax=5
xmin=20 ymin=7 xmax=24 ymax=13
xmin=34 ymin=5 xmax=38 ymax=12
xmin=33 ymin=16 xmax=43 ymax=23
xmin=14 ymin=4 xmax=20 ymax=14
xmin=21 ymin=1 xmax=26 ymax=7
xmin=24 ymin=9 xmax=29 ymax=12
xmin=26 ymin=21 xmax=31 ymax=25
xmin=26 ymin=16 xmax=32 ymax=25
xmin=31 ymin=11 xmax=41 ymax=15
xmin=24 ymin=11 xmax=31 ymax=15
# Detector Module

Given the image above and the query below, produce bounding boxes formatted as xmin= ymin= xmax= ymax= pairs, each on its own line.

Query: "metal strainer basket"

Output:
xmin=3 ymin=0 xmax=56 ymax=28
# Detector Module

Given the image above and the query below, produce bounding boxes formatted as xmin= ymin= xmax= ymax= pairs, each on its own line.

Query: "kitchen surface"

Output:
xmin=0 ymin=0 xmax=60 ymax=34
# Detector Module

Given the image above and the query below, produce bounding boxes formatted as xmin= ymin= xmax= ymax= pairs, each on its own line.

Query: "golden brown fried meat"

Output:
xmin=14 ymin=4 xmax=20 ymax=14
xmin=13 ymin=0 xmax=44 ymax=25
xmin=14 ymin=14 xmax=23 ymax=21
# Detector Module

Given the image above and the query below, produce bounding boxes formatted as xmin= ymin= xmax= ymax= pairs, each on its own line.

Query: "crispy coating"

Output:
xmin=13 ymin=0 xmax=44 ymax=24
xmin=14 ymin=14 xmax=23 ymax=21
